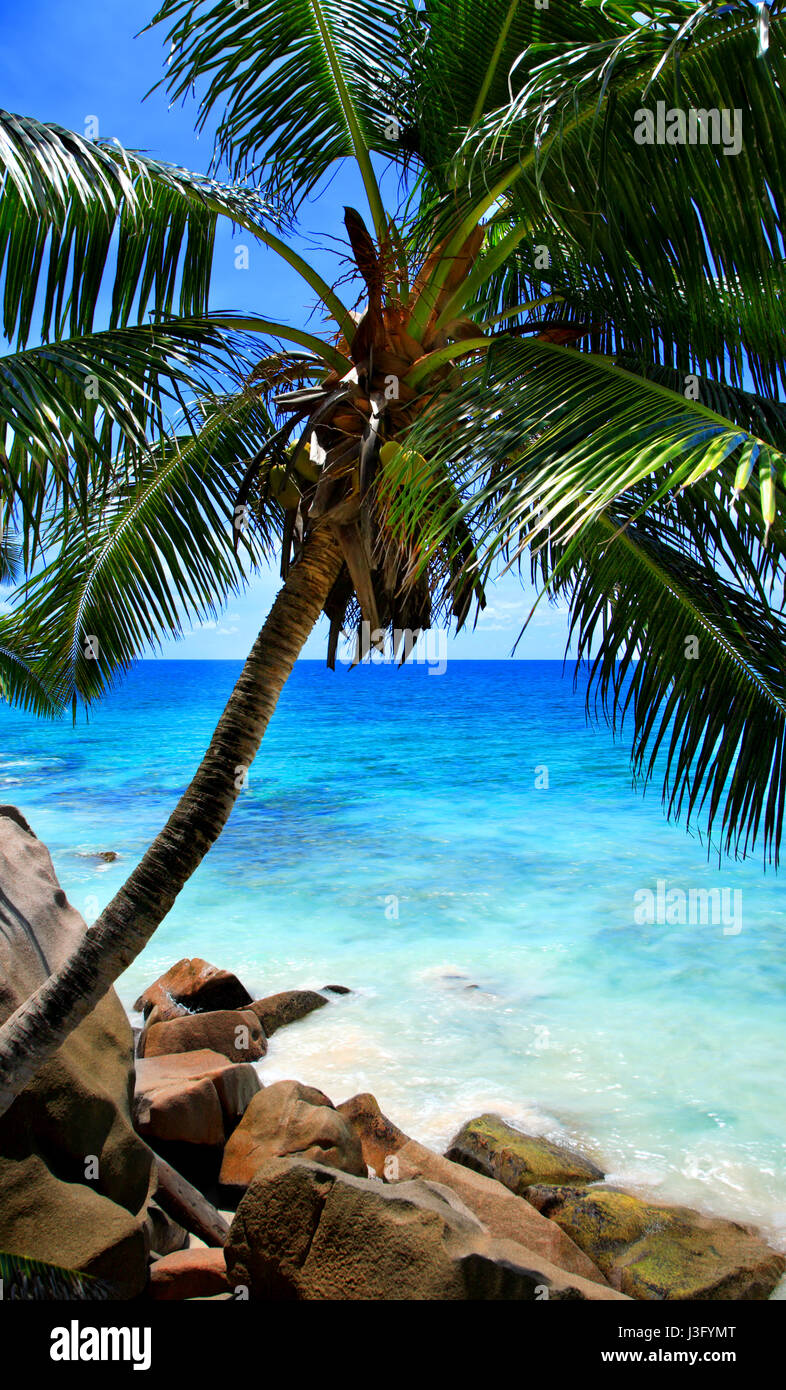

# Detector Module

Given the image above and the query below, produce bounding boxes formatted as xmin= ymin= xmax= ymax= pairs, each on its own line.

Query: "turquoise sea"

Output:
xmin=2 ymin=660 xmax=785 ymax=1257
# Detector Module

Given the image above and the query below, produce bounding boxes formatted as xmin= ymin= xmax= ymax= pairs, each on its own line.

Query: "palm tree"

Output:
xmin=0 ymin=0 xmax=784 ymax=1119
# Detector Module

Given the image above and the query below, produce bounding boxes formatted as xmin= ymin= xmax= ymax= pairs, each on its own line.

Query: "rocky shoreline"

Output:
xmin=0 ymin=809 xmax=784 ymax=1301
xmin=126 ymin=957 xmax=785 ymax=1302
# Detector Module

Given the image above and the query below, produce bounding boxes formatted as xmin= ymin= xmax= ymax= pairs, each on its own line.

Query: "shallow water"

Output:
xmin=2 ymin=659 xmax=784 ymax=1256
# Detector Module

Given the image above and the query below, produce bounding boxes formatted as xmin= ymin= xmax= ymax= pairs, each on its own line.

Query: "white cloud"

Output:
xmin=185 ymin=619 xmax=239 ymax=638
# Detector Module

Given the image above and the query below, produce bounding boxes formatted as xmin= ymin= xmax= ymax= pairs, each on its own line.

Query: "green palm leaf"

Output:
xmin=0 ymin=1251 xmax=112 ymax=1300
xmin=0 ymin=317 xmax=264 ymax=560
xmin=0 ymin=632 xmax=60 ymax=718
xmin=435 ymin=0 xmax=786 ymax=391
xmin=459 ymin=226 xmax=786 ymax=400
xmin=0 ymin=528 xmax=21 ymax=584
xmin=616 ymin=359 xmax=786 ymax=452
xmin=4 ymin=391 xmax=279 ymax=708
xmin=382 ymin=334 xmax=786 ymax=859
xmin=403 ymin=0 xmax=614 ymax=183
xmin=388 ymin=337 xmax=786 ymax=564
xmin=550 ymin=508 xmax=786 ymax=863
xmin=148 ymin=0 xmax=407 ymax=229
xmin=0 ymin=109 xmax=278 ymax=345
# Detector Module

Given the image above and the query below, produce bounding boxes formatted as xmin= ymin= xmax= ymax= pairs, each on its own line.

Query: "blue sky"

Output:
xmin=0 ymin=0 xmax=571 ymax=660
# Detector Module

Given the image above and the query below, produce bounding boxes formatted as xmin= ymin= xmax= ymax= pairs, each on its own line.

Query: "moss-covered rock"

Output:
xmin=446 ymin=1114 xmax=604 ymax=1195
xmin=527 ymin=1184 xmax=786 ymax=1300
xmin=338 ymin=1093 xmax=609 ymax=1286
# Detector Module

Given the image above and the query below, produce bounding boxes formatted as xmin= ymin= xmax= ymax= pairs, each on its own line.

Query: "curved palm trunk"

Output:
xmin=0 ymin=525 xmax=343 ymax=1120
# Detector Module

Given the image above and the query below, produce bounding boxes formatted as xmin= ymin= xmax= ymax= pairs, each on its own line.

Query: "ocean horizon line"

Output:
xmin=138 ymin=655 xmax=584 ymax=664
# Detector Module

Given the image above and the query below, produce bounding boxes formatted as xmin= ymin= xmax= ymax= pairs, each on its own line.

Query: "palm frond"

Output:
xmin=0 ymin=528 xmax=21 ymax=584
xmin=0 ymin=629 xmax=60 ymax=717
xmin=148 ymin=0 xmax=407 ymax=227
xmin=387 ymin=337 xmax=786 ymax=569
xmin=616 ymin=359 xmax=786 ymax=451
xmin=403 ymin=0 xmax=614 ymax=184
xmin=0 ymin=1251 xmax=112 ymax=1300
xmin=457 ymin=223 xmax=786 ymax=399
xmin=548 ymin=507 xmax=786 ymax=864
xmin=0 ymin=317 xmax=263 ymax=560
xmin=435 ymin=0 xmax=786 ymax=392
xmin=4 ymin=390 xmax=278 ymax=709
xmin=383 ymin=323 xmax=786 ymax=861
xmin=0 ymin=109 xmax=279 ymax=346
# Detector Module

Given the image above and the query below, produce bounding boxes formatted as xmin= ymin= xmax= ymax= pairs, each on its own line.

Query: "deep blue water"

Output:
xmin=2 ymin=659 xmax=784 ymax=1251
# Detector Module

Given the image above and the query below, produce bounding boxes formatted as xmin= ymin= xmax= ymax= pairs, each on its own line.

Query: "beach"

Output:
xmin=2 ymin=657 xmax=784 ymax=1256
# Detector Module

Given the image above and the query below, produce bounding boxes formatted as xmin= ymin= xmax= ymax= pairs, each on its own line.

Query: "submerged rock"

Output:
xmin=220 ymin=1080 xmax=365 ymax=1191
xmin=338 ymin=1093 xmax=607 ymax=1286
xmin=225 ymin=1157 xmax=628 ymax=1300
xmin=0 ymin=807 xmax=155 ymax=1298
xmin=134 ymin=958 xmax=253 ymax=1018
xmin=247 ymin=989 xmax=328 ymax=1036
xmin=426 ymin=967 xmax=489 ymax=995
xmin=139 ymin=1008 xmax=266 ymax=1063
xmin=527 ymin=1184 xmax=786 ymax=1300
xmin=446 ymin=1114 xmax=604 ymax=1194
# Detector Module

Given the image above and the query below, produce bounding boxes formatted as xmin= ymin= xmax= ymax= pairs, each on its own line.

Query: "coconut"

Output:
xmin=268 ymin=465 xmax=302 ymax=510
xmin=291 ymin=439 xmax=320 ymax=484
xmin=378 ymin=440 xmax=429 ymax=484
